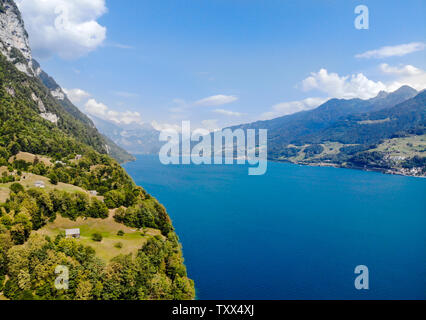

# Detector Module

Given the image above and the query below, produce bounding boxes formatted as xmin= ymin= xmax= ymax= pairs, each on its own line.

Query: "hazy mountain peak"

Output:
xmin=392 ymin=85 xmax=418 ymax=96
xmin=375 ymin=90 xmax=389 ymax=99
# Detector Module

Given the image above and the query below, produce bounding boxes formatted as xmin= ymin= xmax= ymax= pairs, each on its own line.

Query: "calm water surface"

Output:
xmin=124 ymin=156 xmax=426 ymax=300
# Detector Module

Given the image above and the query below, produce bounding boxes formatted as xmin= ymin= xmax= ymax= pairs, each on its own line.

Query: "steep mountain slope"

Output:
xmin=0 ymin=0 xmax=134 ymax=163
xmin=0 ymin=0 xmax=35 ymax=76
xmin=233 ymin=86 xmax=418 ymax=147
xmin=305 ymin=90 xmax=426 ymax=145
xmin=0 ymin=0 xmax=194 ymax=300
xmin=230 ymin=87 xmax=425 ymax=176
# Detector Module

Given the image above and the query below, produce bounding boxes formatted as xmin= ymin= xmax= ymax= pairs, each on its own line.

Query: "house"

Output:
xmin=65 ymin=229 xmax=80 ymax=239
xmin=75 ymin=154 xmax=82 ymax=160
xmin=89 ymin=190 xmax=98 ymax=196
xmin=55 ymin=161 xmax=66 ymax=166
xmin=34 ymin=181 xmax=45 ymax=188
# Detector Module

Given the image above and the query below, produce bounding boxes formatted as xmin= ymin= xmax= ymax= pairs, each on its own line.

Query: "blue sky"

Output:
xmin=17 ymin=0 xmax=426 ymax=130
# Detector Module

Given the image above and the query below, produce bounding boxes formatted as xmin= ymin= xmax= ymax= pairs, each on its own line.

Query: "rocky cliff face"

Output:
xmin=0 ymin=0 xmax=61 ymax=124
xmin=0 ymin=0 xmax=135 ymax=163
xmin=0 ymin=0 xmax=69 ymax=100
xmin=0 ymin=0 xmax=35 ymax=76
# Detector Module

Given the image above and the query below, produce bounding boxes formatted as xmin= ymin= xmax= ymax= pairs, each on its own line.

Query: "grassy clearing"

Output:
xmin=358 ymin=118 xmax=391 ymax=125
xmin=36 ymin=213 xmax=162 ymax=262
xmin=8 ymin=152 xmax=52 ymax=166
xmin=309 ymin=142 xmax=349 ymax=160
xmin=280 ymin=142 xmax=349 ymax=162
xmin=0 ymin=166 xmax=9 ymax=175
xmin=0 ymin=173 xmax=103 ymax=201
xmin=0 ymin=293 xmax=9 ymax=301
xmin=372 ymin=134 xmax=426 ymax=158
xmin=0 ymin=186 xmax=9 ymax=203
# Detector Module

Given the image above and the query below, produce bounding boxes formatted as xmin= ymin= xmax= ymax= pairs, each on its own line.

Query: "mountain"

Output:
xmin=0 ymin=0 xmax=194 ymax=300
xmin=230 ymin=87 xmax=425 ymax=176
xmin=0 ymin=0 xmax=134 ymax=164
xmin=233 ymin=86 xmax=418 ymax=143
xmin=301 ymin=89 xmax=425 ymax=145
xmin=91 ymin=116 xmax=163 ymax=155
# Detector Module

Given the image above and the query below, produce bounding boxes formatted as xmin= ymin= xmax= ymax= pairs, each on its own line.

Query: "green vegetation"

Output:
xmin=0 ymin=233 xmax=194 ymax=300
xmin=0 ymin=49 xmax=194 ymax=300
xmin=92 ymin=232 xmax=103 ymax=242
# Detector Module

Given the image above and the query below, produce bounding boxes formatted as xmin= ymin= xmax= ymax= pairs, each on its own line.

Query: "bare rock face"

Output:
xmin=51 ymin=87 xmax=66 ymax=100
xmin=0 ymin=0 xmax=35 ymax=76
xmin=0 ymin=0 xmax=61 ymax=124
xmin=31 ymin=92 xmax=46 ymax=112
xmin=40 ymin=112 xmax=60 ymax=124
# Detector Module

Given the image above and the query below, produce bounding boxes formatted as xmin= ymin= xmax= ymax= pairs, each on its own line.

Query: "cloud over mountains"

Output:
xmin=16 ymin=0 xmax=107 ymax=59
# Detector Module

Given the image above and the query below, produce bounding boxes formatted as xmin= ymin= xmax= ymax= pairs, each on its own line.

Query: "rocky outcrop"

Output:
xmin=0 ymin=0 xmax=63 ymax=124
xmin=0 ymin=0 xmax=135 ymax=163
xmin=0 ymin=0 xmax=35 ymax=76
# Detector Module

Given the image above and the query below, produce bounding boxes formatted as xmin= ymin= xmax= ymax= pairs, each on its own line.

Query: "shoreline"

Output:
xmin=271 ymin=158 xmax=426 ymax=178
xmin=122 ymin=154 xmax=425 ymax=178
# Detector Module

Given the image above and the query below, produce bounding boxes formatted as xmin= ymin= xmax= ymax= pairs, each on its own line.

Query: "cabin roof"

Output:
xmin=65 ymin=228 xmax=80 ymax=235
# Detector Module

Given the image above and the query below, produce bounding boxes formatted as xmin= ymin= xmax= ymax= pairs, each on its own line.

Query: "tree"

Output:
xmin=10 ymin=183 xmax=24 ymax=194
xmin=75 ymin=280 xmax=93 ymax=300
xmin=88 ymin=198 xmax=109 ymax=219
xmin=8 ymin=141 xmax=20 ymax=156
xmin=10 ymin=213 xmax=32 ymax=244
xmin=104 ymin=190 xmax=125 ymax=209
xmin=49 ymin=173 xmax=59 ymax=185
xmin=92 ymin=233 xmax=103 ymax=242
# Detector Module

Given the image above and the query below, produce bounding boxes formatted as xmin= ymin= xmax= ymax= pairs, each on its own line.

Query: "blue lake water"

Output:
xmin=124 ymin=156 xmax=426 ymax=300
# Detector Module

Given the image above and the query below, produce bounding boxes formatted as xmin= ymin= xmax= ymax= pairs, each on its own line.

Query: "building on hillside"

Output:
xmin=34 ymin=181 xmax=45 ymax=188
xmin=75 ymin=154 xmax=82 ymax=160
xmin=89 ymin=190 xmax=98 ymax=196
xmin=65 ymin=229 xmax=80 ymax=239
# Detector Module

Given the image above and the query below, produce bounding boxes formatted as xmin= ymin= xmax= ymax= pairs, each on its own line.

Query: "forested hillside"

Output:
xmin=0 ymin=33 xmax=194 ymax=300
xmin=31 ymin=59 xmax=135 ymax=163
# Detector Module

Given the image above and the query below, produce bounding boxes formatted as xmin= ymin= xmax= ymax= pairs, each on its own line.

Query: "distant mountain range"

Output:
xmin=95 ymin=84 xmax=425 ymax=176
xmin=90 ymin=117 xmax=162 ymax=156
xmin=229 ymin=86 xmax=425 ymax=176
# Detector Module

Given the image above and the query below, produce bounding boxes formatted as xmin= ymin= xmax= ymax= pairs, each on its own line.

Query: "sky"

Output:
xmin=15 ymin=0 xmax=426 ymax=131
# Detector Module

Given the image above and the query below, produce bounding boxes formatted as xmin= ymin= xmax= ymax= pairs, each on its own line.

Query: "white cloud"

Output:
xmin=380 ymin=64 xmax=426 ymax=92
xmin=201 ymin=119 xmax=220 ymax=132
xmin=195 ymin=95 xmax=238 ymax=107
xmin=213 ymin=109 xmax=243 ymax=117
xmin=261 ymin=97 xmax=327 ymax=120
xmin=84 ymin=98 xmax=108 ymax=117
xmin=261 ymin=63 xmax=426 ymax=121
xmin=16 ymin=0 xmax=107 ymax=59
xmin=379 ymin=63 xmax=422 ymax=76
xmin=151 ymin=121 xmax=182 ymax=133
xmin=84 ymin=98 xmax=143 ymax=125
xmin=63 ymin=88 xmax=90 ymax=104
xmin=355 ymin=42 xmax=426 ymax=59
xmin=302 ymin=68 xmax=387 ymax=99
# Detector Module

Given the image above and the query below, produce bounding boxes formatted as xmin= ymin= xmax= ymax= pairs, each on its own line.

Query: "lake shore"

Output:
xmin=271 ymin=159 xmax=426 ymax=178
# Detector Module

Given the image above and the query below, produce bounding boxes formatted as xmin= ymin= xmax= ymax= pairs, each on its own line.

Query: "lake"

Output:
xmin=124 ymin=155 xmax=426 ymax=300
